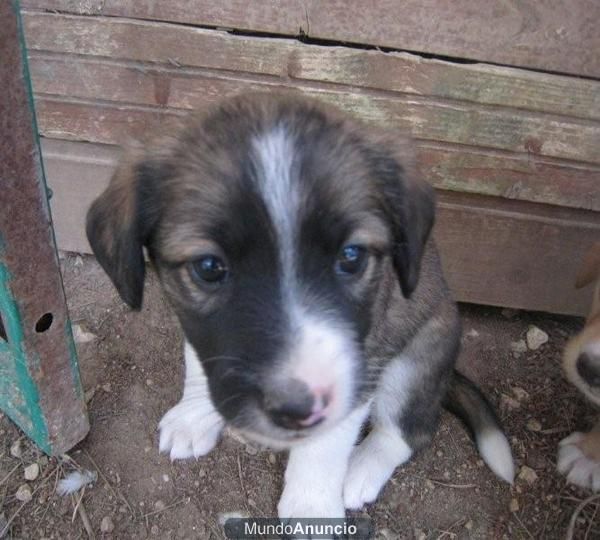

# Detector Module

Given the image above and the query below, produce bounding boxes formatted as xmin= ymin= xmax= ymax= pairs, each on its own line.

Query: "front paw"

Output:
xmin=558 ymin=432 xmax=600 ymax=491
xmin=158 ymin=397 xmax=224 ymax=460
xmin=278 ymin=482 xmax=345 ymax=519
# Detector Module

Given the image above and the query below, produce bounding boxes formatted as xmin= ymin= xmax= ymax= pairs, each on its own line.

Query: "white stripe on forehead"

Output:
xmin=252 ymin=125 xmax=299 ymax=292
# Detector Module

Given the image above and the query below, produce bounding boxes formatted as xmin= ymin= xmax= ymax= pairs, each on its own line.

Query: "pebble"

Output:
xmin=510 ymin=340 xmax=528 ymax=356
xmin=376 ymin=529 xmax=395 ymax=540
xmin=526 ymin=326 xmax=548 ymax=350
xmin=526 ymin=419 xmax=542 ymax=432
xmin=100 ymin=516 xmax=114 ymax=533
xmin=465 ymin=520 xmax=473 ymax=530
xmin=500 ymin=393 xmax=520 ymax=411
xmin=268 ymin=453 xmax=277 ymax=465
xmin=465 ymin=328 xmax=480 ymax=338
xmin=72 ymin=324 xmax=97 ymax=344
xmin=102 ymin=383 xmax=112 ymax=393
xmin=24 ymin=463 xmax=39 ymax=481
xmin=511 ymin=386 xmax=529 ymax=401
xmin=151 ymin=525 xmax=160 ymax=535
xmin=154 ymin=500 xmax=166 ymax=512
xmin=413 ymin=529 xmax=427 ymax=540
xmin=245 ymin=444 xmax=258 ymax=456
xmin=15 ymin=484 xmax=32 ymax=503
xmin=518 ymin=465 xmax=538 ymax=485
xmin=162 ymin=474 xmax=169 ymax=482
xmin=10 ymin=440 xmax=22 ymax=458
xmin=509 ymin=498 xmax=519 ymax=512
xmin=425 ymin=479 xmax=435 ymax=490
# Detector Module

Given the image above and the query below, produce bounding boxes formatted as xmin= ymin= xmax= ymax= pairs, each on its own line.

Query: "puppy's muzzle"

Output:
xmin=263 ymin=378 xmax=332 ymax=430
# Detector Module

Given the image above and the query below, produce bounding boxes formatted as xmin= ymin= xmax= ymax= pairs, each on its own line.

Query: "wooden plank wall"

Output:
xmin=19 ymin=1 xmax=600 ymax=315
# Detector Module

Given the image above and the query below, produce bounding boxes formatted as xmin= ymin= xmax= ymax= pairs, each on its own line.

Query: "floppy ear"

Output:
xmin=372 ymin=136 xmax=436 ymax=298
xmin=86 ymin=148 xmax=162 ymax=310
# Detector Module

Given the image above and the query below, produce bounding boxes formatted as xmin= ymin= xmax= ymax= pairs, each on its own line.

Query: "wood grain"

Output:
xmin=41 ymin=138 xmax=600 ymax=316
xmin=21 ymin=0 xmax=600 ymax=77
xmin=29 ymin=58 xmax=600 ymax=166
xmin=23 ymin=12 xmax=600 ymax=121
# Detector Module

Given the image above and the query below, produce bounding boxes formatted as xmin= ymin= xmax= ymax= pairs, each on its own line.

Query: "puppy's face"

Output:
xmin=86 ymin=94 xmax=434 ymax=446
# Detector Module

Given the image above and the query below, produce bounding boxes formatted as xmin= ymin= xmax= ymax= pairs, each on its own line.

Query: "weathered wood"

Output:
xmin=0 ymin=1 xmax=88 ymax=455
xmin=40 ymin=139 xmax=599 ymax=316
xmin=22 ymin=12 xmax=600 ymax=121
xmin=29 ymin=60 xmax=600 ymax=166
xmin=21 ymin=0 xmax=600 ymax=77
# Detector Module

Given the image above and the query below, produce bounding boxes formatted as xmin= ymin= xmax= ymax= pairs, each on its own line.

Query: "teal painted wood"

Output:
xmin=0 ymin=0 xmax=89 ymax=455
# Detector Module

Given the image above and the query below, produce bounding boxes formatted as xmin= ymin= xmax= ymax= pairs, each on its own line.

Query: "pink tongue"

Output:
xmin=298 ymin=409 xmax=324 ymax=427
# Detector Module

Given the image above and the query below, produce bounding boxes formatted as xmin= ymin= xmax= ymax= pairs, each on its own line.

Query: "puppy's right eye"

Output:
xmin=188 ymin=255 xmax=228 ymax=285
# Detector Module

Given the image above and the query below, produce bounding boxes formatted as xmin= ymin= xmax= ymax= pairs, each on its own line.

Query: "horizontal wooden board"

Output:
xmin=42 ymin=138 xmax=600 ymax=316
xmin=29 ymin=58 xmax=600 ymax=166
xmin=34 ymin=96 xmax=600 ymax=212
xmin=21 ymin=0 xmax=600 ymax=77
xmin=23 ymin=12 xmax=600 ymax=121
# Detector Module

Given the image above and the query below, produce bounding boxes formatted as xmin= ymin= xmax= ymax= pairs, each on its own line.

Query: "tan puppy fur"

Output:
xmin=558 ymin=242 xmax=600 ymax=490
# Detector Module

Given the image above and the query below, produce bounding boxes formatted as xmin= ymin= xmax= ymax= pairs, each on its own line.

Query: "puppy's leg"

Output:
xmin=159 ymin=341 xmax=225 ymax=460
xmin=558 ymin=419 xmax=600 ymax=491
xmin=344 ymin=311 xmax=458 ymax=509
xmin=278 ymin=402 xmax=370 ymax=519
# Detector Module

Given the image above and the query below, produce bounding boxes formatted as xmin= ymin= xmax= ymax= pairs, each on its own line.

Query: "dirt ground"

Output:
xmin=0 ymin=253 xmax=597 ymax=539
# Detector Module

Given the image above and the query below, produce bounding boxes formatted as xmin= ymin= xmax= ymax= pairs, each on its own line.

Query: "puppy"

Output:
xmin=86 ymin=93 xmax=514 ymax=518
xmin=558 ymin=242 xmax=600 ymax=491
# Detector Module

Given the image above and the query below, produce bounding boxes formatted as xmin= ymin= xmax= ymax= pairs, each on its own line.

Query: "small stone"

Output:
xmin=162 ymin=474 xmax=169 ymax=482
xmin=146 ymin=379 xmax=153 ymax=386
xmin=413 ymin=529 xmax=427 ymax=540
xmin=500 ymin=394 xmax=521 ymax=411
xmin=100 ymin=516 xmax=114 ymax=533
xmin=526 ymin=326 xmax=548 ymax=350
xmin=375 ymin=528 xmax=395 ymax=540
xmin=102 ymin=383 xmax=112 ymax=393
xmin=436 ymin=450 xmax=443 ymax=457
xmin=518 ymin=466 xmax=538 ymax=485
xmin=443 ymin=471 xmax=450 ymax=479
xmin=10 ymin=439 xmax=22 ymax=458
xmin=425 ymin=479 xmax=435 ymax=490
xmin=526 ymin=419 xmax=542 ymax=432
xmin=465 ymin=328 xmax=480 ymax=338
xmin=24 ymin=463 xmax=39 ymax=481
xmin=72 ymin=324 xmax=97 ymax=344
xmin=84 ymin=387 xmax=96 ymax=404
xmin=465 ymin=520 xmax=473 ymax=530
xmin=502 ymin=308 xmax=519 ymax=319
xmin=154 ymin=500 xmax=166 ymax=512
xmin=74 ymin=255 xmax=84 ymax=267
xmin=198 ymin=468 xmax=207 ymax=478
xmin=510 ymin=340 xmax=528 ymax=356
xmin=268 ymin=453 xmax=277 ymax=465
xmin=511 ymin=386 xmax=529 ymax=401
xmin=245 ymin=444 xmax=258 ymax=456
xmin=151 ymin=525 xmax=160 ymax=535
xmin=15 ymin=484 xmax=32 ymax=502
xmin=509 ymin=498 xmax=519 ymax=512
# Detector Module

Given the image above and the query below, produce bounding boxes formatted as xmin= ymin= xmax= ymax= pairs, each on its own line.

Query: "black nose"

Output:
xmin=267 ymin=398 xmax=320 ymax=430
xmin=577 ymin=352 xmax=600 ymax=387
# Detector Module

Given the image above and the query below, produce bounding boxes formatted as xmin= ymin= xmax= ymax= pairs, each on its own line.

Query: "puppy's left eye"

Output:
xmin=335 ymin=245 xmax=368 ymax=276
xmin=188 ymin=255 xmax=229 ymax=285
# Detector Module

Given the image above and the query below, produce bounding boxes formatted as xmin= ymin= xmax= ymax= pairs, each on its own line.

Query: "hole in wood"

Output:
xmin=35 ymin=312 xmax=53 ymax=333
xmin=0 ymin=312 xmax=6 ymax=342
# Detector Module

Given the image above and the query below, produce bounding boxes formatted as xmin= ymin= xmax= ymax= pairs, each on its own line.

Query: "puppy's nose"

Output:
xmin=577 ymin=352 xmax=600 ymax=387
xmin=265 ymin=385 xmax=331 ymax=430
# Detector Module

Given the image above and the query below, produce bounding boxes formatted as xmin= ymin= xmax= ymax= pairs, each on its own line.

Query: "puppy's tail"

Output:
xmin=444 ymin=370 xmax=515 ymax=484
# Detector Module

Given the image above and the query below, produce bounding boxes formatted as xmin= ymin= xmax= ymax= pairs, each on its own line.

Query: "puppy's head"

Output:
xmin=563 ymin=242 xmax=600 ymax=406
xmin=86 ymin=94 xmax=434 ymax=446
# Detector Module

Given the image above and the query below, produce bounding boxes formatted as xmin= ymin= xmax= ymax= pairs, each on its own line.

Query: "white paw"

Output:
xmin=158 ymin=397 xmax=225 ymax=460
xmin=343 ymin=447 xmax=394 ymax=509
xmin=558 ymin=432 xmax=600 ymax=491
xmin=278 ymin=482 xmax=345 ymax=519
xmin=343 ymin=429 xmax=411 ymax=510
